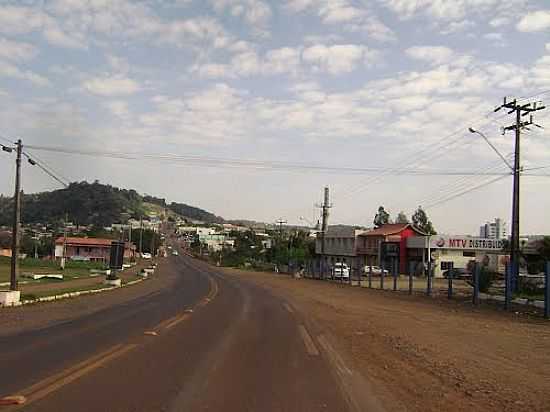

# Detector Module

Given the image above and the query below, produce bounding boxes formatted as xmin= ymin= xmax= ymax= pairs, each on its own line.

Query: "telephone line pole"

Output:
xmin=316 ymin=187 xmax=332 ymax=278
xmin=9 ymin=140 xmax=22 ymax=291
xmin=495 ymin=97 xmax=545 ymax=289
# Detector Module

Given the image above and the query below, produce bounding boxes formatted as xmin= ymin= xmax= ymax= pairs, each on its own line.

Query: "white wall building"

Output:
xmin=479 ymin=218 xmax=507 ymax=239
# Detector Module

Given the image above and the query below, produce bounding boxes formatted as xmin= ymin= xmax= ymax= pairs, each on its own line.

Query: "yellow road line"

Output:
xmin=164 ymin=313 xmax=191 ymax=330
xmin=7 ymin=344 xmax=138 ymax=409
xmin=298 ymin=325 xmax=320 ymax=356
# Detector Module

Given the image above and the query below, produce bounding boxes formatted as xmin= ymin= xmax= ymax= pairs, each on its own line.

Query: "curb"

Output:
xmin=2 ymin=277 xmax=147 ymax=308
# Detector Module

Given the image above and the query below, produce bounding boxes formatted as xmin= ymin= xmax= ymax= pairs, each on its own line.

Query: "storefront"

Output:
xmin=407 ymin=235 xmax=509 ymax=278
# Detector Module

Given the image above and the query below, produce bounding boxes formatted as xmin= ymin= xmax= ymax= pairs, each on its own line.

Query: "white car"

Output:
xmin=171 ymin=250 xmax=179 ymax=256
xmin=141 ymin=252 xmax=152 ymax=259
xmin=332 ymin=263 xmax=350 ymax=279
xmin=363 ymin=265 xmax=389 ymax=275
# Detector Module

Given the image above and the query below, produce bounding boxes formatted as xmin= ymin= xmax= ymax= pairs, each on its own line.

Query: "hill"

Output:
xmin=0 ymin=181 xmax=223 ymax=227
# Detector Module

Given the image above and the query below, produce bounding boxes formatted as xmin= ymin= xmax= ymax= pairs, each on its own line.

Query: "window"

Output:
xmin=463 ymin=251 xmax=475 ymax=257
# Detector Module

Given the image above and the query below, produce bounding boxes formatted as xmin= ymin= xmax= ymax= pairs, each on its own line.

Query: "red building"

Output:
xmin=356 ymin=224 xmax=426 ymax=274
xmin=54 ymin=237 xmax=136 ymax=262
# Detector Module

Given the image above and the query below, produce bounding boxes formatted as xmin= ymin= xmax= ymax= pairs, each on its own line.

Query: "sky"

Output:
xmin=0 ymin=0 xmax=549 ymax=236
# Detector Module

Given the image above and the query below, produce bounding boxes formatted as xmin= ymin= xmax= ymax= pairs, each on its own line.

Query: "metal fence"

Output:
xmin=302 ymin=260 xmax=550 ymax=319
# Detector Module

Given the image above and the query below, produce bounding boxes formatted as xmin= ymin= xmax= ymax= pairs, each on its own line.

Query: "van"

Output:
xmin=332 ymin=262 xmax=350 ymax=279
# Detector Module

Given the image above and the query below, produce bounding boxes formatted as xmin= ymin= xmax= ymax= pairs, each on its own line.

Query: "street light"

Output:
xmin=468 ymin=127 xmax=514 ymax=171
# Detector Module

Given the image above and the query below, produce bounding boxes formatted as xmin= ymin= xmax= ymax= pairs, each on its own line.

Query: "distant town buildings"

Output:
xmin=479 ymin=218 xmax=507 ymax=240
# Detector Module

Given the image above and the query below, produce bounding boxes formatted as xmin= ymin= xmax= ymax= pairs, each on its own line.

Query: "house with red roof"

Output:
xmin=54 ymin=237 xmax=136 ymax=263
xmin=356 ymin=224 xmax=427 ymax=274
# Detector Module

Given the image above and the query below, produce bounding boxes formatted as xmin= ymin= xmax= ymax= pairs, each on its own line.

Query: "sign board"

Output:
xmin=109 ymin=241 xmax=125 ymax=270
xmin=430 ymin=236 xmax=504 ymax=251
xmin=441 ymin=261 xmax=454 ymax=270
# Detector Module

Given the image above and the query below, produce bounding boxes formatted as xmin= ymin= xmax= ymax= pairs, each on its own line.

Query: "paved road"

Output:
xmin=0 ymin=254 xmax=376 ymax=411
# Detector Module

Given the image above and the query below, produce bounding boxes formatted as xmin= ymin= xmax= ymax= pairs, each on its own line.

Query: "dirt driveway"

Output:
xmin=223 ymin=268 xmax=550 ymax=412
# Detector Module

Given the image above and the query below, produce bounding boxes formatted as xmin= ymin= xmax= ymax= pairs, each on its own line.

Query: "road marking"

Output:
xmin=144 ymin=331 xmax=158 ymax=336
xmin=298 ymin=325 xmax=320 ymax=356
xmin=283 ymin=303 xmax=294 ymax=313
xmin=6 ymin=344 xmax=138 ymax=409
xmin=0 ymin=396 xmax=25 ymax=406
xmin=317 ymin=334 xmax=353 ymax=376
xmin=164 ymin=313 xmax=191 ymax=330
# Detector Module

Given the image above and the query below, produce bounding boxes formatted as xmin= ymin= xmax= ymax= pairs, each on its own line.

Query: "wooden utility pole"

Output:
xmin=9 ymin=140 xmax=22 ymax=291
xmin=496 ymin=97 xmax=545 ymax=289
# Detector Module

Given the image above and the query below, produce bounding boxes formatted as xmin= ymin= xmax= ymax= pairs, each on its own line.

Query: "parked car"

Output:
xmin=171 ymin=250 xmax=179 ymax=256
xmin=141 ymin=252 xmax=152 ymax=259
xmin=442 ymin=268 xmax=471 ymax=279
xmin=331 ymin=263 xmax=350 ymax=279
xmin=363 ymin=265 xmax=389 ymax=275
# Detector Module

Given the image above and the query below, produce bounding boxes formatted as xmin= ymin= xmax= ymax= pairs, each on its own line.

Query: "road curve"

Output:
xmin=0 ymin=254 xmax=369 ymax=412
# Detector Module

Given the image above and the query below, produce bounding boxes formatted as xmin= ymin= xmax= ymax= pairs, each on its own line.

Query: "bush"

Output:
xmin=478 ymin=267 xmax=496 ymax=293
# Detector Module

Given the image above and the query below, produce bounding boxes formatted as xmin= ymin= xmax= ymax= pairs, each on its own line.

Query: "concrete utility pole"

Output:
xmin=61 ymin=212 xmax=68 ymax=270
xmin=139 ymin=216 xmax=143 ymax=256
xmin=495 ymin=97 xmax=546 ymax=288
xmin=276 ymin=219 xmax=287 ymax=236
xmin=316 ymin=187 xmax=332 ymax=278
xmin=10 ymin=140 xmax=22 ymax=291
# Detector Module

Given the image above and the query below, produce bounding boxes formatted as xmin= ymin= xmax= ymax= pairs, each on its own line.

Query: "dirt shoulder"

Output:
xmin=0 ymin=258 xmax=177 ymax=337
xmin=222 ymin=268 xmax=550 ymax=412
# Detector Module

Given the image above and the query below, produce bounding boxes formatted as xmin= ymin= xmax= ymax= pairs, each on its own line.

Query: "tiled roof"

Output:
xmin=55 ymin=237 xmax=114 ymax=246
xmin=360 ymin=224 xmax=427 ymax=237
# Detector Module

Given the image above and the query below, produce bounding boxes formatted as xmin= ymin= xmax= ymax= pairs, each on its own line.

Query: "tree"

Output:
xmin=395 ymin=211 xmax=409 ymax=224
xmin=373 ymin=206 xmax=390 ymax=228
xmin=412 ymin=206 xmax=436 ymax=235
xmin=536 ymin=236 xmax=550 ymax=261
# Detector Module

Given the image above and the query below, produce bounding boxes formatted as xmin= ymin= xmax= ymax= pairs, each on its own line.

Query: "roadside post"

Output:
xmin=473 ymin=263 xmax=480 ymax=306
xmin=380 ymin=262 xmax=385 ymax=290
xmin=368 ymin=265 xmax=372 ymax=288
xmin=447 ymin=272 xmax=453 ymax=299
xmin=357 ymin=265 xmax=361 ymax=287
xmin=544 ymin=262 xmax=549 ymax=319
xmin=392 ymin=259 xmax=398 ymax=291
xmin=505 ymin=262 xmax=512 ymax=310
xmin=408 ymin=269 xmax=413 ymax=295
xmin=349 ymin=265 xmax=353 ymax=286
xmin=426 ymin=257 xmax=432 ymax=296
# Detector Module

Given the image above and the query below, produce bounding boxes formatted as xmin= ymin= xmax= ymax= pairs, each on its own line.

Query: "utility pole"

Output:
xmin=276 ymin=219 xmax=287 ymax=236
xmin=10 ymin=139 xmax=22 ymax=291
xmin=495 ymin=97 xmax=545 ymax=289
xmin=139 ymin=216 xmax=143 ymax=257
xmin=316 ymin=186 xmax=332 ymax=278
xmin=61 ymin=212 xmax=67 ymax=270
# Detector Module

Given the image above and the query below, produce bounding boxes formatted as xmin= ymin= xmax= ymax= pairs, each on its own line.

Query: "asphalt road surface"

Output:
xmin=0 ymin=254 xmax=381 ymax=411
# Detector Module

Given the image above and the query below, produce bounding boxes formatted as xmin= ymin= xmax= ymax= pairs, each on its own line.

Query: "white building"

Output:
xmin=479 ymin=218 xmax=507 ymax=240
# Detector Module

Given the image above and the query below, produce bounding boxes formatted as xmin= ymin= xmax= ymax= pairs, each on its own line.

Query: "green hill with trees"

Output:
xmin=0 ymin=181 xmax=223 ymax=227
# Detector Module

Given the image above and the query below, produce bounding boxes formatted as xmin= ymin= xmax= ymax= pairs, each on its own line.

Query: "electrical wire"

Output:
xmin=22 ymin=152 xmax=69 ymax=188
xmin=23 ymin=144 xmax=511 ymax=177
xmin=424 ymin=175 xmax=510 ymax=210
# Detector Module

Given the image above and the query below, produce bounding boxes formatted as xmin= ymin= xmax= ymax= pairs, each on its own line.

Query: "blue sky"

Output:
xmin=0 ymin=0 xmax=549 ymax=235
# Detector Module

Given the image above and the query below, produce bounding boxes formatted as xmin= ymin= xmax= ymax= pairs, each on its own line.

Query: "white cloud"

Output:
xmin=209 ymin=0 xmax=272 ymax=33
xmin=405 ymin=46 xmax=454 ymax=65
xmin=517 ymin=10 xmax=550 ymax=32
xmin=0 ymin=60 xmax=50 ymax=86
xmin=83 ymin=76 xmax=141 ymax=96
xmin=104 ymin=100 xmax=130 ymax=118
xmin=285 ymin=0 xmax=396 ymax=41
xmin=0 ymin=38 xmax=38 ymax=61
xmin=303 ymin=44 xmax=371 ymax=74
xmin=263 ymin=47 xmax=301 ymax=75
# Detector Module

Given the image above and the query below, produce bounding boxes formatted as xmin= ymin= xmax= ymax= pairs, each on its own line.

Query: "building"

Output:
xmin=407 ymin=235 xmax=508 ymax=277
xmin=54 ymin=237 xmax=136 ymax=262
xmin=356 ymin=224 xmax=427 ymax=274
xmin=479 ymin=218 xmax=507 ymax=239
xmin=199 ymin=233 xmax=235 ymax=252
xmin=315 ymin=226 xmax=369 ymax=269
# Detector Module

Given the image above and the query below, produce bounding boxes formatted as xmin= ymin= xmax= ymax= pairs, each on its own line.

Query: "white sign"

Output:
xmin=431 ymin=236 xmax=504 ymax=251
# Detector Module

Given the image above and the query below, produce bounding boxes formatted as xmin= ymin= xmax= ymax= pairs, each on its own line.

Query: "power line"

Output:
xmin=23 ymin=144 xmax=512 ymax=177
xmin=424 ymin=175 xmax=510 ymax=210
xmin=22 ymin=152 xmax=69 ymax=188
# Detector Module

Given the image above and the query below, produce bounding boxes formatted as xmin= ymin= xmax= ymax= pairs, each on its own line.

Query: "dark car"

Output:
xmin=442 ymin=268 xmax=471 ymax=279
